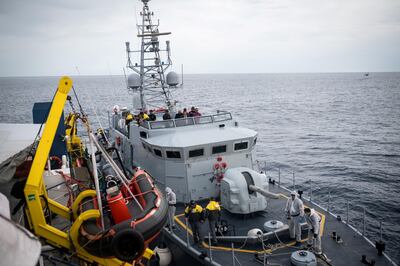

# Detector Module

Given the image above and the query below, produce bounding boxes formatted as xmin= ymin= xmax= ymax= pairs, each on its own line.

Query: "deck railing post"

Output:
xmin=185 ymin=218 xmax=190 ymax=247
xmin=346 ymin=201 xmax=349 ymax=224
xmin=309 ymin=179 xmax=312 ymax=203
xmin=328 ymin=191 xmax=331 ymax=213
xmin=278 ymin=168 xmax=281 ymax=187
xmin=293 ymin=172 xmax=295 ymax=191
xmin=208 ymin=232 xmax=213 ymax=262
xmin=363 ymin=207 xmax=366 ymax=236
xmin=231 ymin=242 xmax=235 ymax=266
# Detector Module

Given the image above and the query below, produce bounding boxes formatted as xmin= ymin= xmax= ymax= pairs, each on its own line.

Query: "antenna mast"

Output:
xmin=125 ymin=0 xmax=176 ymax=111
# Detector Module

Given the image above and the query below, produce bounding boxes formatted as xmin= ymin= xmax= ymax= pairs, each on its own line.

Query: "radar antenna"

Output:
xmin=125 ymin=0 xmax=179 ymax=111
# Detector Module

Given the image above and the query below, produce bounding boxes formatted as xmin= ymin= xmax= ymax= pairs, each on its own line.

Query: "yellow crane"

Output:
xmin=23 ymin=77 xmax=152 ymax=265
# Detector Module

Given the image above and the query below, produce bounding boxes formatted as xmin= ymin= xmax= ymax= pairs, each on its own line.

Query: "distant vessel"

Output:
xmin=365 ymin=73 xmax=370 ymax=76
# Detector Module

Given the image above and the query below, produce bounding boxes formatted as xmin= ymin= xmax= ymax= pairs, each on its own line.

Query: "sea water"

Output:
xmin=1 ymin=73 xmax=399 ymax=263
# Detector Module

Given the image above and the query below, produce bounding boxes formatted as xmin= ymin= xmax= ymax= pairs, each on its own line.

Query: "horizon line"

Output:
xmin=1 ymin=71 xmax=399 ymax=79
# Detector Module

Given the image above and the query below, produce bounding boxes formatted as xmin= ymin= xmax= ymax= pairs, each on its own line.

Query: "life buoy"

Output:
xmin=111 ymin=229 xmax=145 ymax=262
xmin=213 ymin=157 xmax=228 ymax=182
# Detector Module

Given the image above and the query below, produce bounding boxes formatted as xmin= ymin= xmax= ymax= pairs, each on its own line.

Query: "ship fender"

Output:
xmin=111 ymin=228 xmax=145 ymax=262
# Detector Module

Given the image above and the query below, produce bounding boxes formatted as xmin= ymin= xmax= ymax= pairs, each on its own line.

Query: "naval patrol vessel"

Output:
xmin=103 ymin=0 xmax=399 ymax=265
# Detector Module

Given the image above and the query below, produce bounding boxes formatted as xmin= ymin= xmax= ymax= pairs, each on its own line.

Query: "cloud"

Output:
xmin=0 ymin=0 xmax=399 ymax=76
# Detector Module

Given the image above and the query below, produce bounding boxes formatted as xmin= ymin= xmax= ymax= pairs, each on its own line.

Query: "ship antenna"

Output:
xmin=126 ymin=0 xmax=176 ymax=111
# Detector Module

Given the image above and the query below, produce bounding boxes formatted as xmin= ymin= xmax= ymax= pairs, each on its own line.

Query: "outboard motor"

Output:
xmin=220 ymin=167 xmax=279 ymax=214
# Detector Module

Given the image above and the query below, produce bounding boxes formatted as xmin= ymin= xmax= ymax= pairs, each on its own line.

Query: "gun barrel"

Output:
xmin=248 ymin=185 xmax=280 ymax=199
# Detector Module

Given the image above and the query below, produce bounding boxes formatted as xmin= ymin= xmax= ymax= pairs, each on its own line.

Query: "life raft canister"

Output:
xmin=107 ymin=185 xmax=132 ymax=224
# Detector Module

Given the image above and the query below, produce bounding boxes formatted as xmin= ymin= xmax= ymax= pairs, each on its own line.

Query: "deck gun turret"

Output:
xmin=220 ymin=167 xmax=280 ymax=214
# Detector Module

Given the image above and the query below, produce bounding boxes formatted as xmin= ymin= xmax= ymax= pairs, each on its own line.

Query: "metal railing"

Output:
xmin=164 ymin=160 xmax=397 ymax=266
xmin=254 ymin=160 xmax=392 ymax=252
xmin=140 ymin=112 xmax=233 ymax=130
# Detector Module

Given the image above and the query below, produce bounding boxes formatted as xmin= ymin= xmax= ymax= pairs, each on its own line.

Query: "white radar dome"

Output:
xmin=247 ymin=228 xmax=263 ymax=237
xmin=166 ymin=71 xmax=179 ymax=86
xmin=127 ymin=73 xmax=141 ymax=89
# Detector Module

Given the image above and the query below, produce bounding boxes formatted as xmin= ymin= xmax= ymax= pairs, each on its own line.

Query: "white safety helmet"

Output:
xmin=165 ymin=187 xmax=172 ymax=194
xmin=113 ymin=105 xmax=120 ymax=113
xmin=290 ymin=190 xmax=297 ymax=196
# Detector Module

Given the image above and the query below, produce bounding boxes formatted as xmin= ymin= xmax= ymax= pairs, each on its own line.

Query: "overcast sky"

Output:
xmin=0 ymin=0 xmax=399 ymax=76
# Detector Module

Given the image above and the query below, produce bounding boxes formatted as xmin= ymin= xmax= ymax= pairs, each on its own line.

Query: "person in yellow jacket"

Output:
xmin=139 ymin=111 xmax=149 ymax=121
xmin=205 ymin=197 xmax=221 ymax=244
xmin=125 ymin=113 xmax=134 ymax=125
xmin=184 ymin=200 xmax=204 ymax=244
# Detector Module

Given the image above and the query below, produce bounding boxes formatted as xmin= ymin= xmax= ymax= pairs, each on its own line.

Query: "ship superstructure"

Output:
xmin=110 ymin=0 xmax=259 ymax=203
xmin=105 ymin=1 xmax=398 ymax=265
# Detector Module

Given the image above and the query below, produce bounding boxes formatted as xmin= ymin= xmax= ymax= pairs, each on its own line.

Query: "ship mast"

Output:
xmin=126 ymin=0 xmax=178 ymax=111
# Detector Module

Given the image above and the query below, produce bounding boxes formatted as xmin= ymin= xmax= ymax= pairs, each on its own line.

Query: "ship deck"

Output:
xmin=164 ymin=184 xmax=395 ymax=266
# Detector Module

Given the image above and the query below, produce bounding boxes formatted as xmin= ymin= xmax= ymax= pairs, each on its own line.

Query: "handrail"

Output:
xmin=141 ymin=111 xmax=232 ymax=130
xmin=254 ymin=159 xmax=396 ymax=264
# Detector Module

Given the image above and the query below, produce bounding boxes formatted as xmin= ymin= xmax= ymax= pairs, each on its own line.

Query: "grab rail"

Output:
xmin=253 ymin=160 xmax=390 ymax=253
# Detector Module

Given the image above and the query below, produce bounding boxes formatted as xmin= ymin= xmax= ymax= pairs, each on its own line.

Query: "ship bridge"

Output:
xmin=111 ymin=111 xmax=258 ymax=202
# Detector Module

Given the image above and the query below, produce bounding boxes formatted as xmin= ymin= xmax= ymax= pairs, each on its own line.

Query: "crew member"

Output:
xmin=163 ymin=110 xmax=171 ymax=120
xmin=139 ymin=111 xmax=149 ymax=121
xmin=304 ymin=207 xmax=322 ymax=254
xmin=125 ymin=112 xmax=134 ymax=126
xmin=165 ymin=187 xmax=176 ymax=230
xmin=184 ymin=200 xmax=204 ymax=245
xmin=183 ymin=108 xmax=188 ymax=117
xmin=175 ymin=110 xmax=184 ymax=119
xmin=148 ymin=110 xmax=156 ymax=121
xmin=205 ymin=197 xmax=221 ymax=244
xmin=285 ymin=191 xmax=304 ymax=245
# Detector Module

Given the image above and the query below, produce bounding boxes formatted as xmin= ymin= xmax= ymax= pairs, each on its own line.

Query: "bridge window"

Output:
xmin=212 ymin=145 xmax=226 ymax=154
xmin=154 ymin=149 xmax=162 ymax=157
xmin=166 ymin=150 xmax=181 ymax=159
xmin=189 ymin=148 xmax=204 ymax=158
xmin=234 ymin=141 xmax=248 ymax=151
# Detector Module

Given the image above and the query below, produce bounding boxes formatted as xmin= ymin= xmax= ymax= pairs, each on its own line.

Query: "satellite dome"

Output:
xmin=166 ymin=71 xmax=179 ymax=86
xmin=127 ymin=73 xmax=141 ymax=89
xmin=247 ymin=228 xmax=263 ymax=237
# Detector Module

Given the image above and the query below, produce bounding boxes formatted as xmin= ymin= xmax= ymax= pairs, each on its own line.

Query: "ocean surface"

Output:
xmin=1 ymin=73 xmax=400 ymax=263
